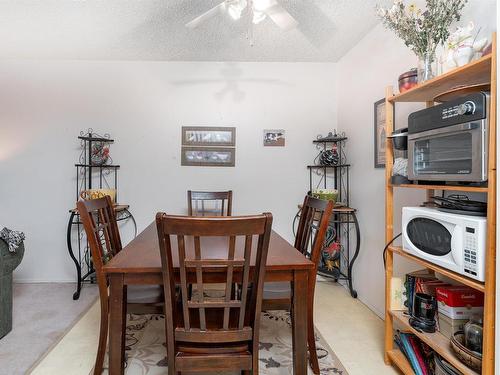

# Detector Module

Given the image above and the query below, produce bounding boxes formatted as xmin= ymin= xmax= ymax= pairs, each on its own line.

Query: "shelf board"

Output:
xmin=75 ymin=164 xmax=120 ymax=168
xmin=307 ymin=164 xmax=350 ymax=169
xmin=389 ymin=246 xmax=485 ymax=292
xmin=313 ymin=137 xmax=347 ymax=143
xmin=391 ymin=310 xmax=480 ymax=375
xmin=389 ymin=54 xmax=492 ymax=103
xmin=390 ymin=183 xmax=488 ymax=193
xmin=297 ymin=203 xmax=356 ymax=213
xmin=78 ymin=136 xmax=114 ymax=143
xmin=387 ymin=349 xmax=415 ymax=375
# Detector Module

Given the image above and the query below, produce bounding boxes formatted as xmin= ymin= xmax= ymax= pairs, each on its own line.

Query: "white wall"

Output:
xmin=0 ymin=61 xmax=338 ymax=282
xmin=336 ymin=0 xmax=496 ymax=318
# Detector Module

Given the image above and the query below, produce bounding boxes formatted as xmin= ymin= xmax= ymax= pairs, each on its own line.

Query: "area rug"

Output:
xmin=101 ymin=311 xmax=347 ymax=375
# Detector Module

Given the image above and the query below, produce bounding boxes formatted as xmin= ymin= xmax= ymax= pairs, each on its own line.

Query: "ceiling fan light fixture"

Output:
xmin=252 ymin=0 xmax=275 ymax=11
xmin=252 ymin=10 xmax=266 ymax=24
xmin=227 ymin=0 xmax=247 ymax=20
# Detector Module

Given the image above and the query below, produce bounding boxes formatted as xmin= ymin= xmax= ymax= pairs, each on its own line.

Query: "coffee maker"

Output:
xmin=409 ymin=293 xmax=437 ymax=333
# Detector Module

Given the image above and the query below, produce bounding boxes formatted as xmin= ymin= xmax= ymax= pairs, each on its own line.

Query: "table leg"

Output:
xmin=292 ymin=269 xmax=308 ymax=375
xmin=109 ymin=274 xmax=125 ymax=375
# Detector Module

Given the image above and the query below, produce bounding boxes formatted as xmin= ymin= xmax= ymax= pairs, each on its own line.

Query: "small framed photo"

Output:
xmin=181 ymin=146 xmax=235 ymax=167
xmin=374 ymin=98 xmax=389 ymax=168
xmin=182 ymin=126 xmax=235 ymax=147
xmin=263 ymin=129 xmax=285 ymax=147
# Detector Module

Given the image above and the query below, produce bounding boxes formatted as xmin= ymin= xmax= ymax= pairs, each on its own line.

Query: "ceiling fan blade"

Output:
xmin=185 ymin=2 xmax=226 ymax=29
xmin=265 ymin=2 xmax=298 ymax=31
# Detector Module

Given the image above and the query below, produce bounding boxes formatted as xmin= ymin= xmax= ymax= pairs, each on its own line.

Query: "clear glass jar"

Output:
xmin=417 ymin=51 xmax=436 ymax=82
xmin=464 ymin=316 xmax=483 ymax=354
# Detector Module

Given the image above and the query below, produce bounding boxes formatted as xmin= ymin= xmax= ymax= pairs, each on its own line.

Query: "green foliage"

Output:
xmin=376 ymin=0 xmax=467 ymax=58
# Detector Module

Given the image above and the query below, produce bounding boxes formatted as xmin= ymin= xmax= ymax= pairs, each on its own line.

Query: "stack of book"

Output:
xmin=394 ymin=331 xmax=432 ymax=375
xmin=404 ymin=269 xmax=450 ymax=316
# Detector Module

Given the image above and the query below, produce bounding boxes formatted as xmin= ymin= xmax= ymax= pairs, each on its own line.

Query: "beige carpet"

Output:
xmin=100 ymin=311 xmax=347 ymax=375
xmin=0 ymin=283 xmax=98 ymax=375
xmin=30 ymin=281 xmax=393 ymax=375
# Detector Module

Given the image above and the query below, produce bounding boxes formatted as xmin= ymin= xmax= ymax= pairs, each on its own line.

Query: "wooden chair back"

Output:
xmin=294 ymin=195 xmax=334 ymax=271
xmin=77 ymin=196 xmax=122 ymax=301
xmin=187 ymin=190 xmax=233 ymax=216
xmin=156 ymin=213 xmax=272 ymax=350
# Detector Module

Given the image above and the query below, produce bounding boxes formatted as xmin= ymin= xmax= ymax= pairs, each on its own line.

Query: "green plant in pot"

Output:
xmin=312 ymin=189 xmax=338 ymax=203
xmin=377 ymin=0 xmax=468 ymax=82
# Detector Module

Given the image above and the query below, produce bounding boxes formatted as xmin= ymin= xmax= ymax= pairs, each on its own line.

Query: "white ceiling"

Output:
xmin=0 ymin=0 xmax=390 ymax=62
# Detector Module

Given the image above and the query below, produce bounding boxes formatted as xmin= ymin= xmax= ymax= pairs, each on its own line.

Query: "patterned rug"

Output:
xmin=101 ymin=311 xmax=347 ymax=375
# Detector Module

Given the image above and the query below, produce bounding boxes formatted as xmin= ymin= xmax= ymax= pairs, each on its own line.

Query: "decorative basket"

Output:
xmin=80 ymin=189 xmax=117 ymax=203
xmin=450 ymin=331 xmax=482 ymax=371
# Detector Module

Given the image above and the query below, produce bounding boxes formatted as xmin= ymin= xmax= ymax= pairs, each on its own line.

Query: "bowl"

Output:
xmin=311 ymin=189 xmax=338 ymax=202
xmin=450 ymin=331 xmax=482 ymax=371
xmin=388 ymin=128 xmax=408 ymax=151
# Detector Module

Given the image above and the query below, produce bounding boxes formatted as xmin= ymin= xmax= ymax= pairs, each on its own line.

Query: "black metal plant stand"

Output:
xmin=66 ymin=131 xmax=137 ymax=300
xmin=304 ymin=132 xmax=361 ymax=298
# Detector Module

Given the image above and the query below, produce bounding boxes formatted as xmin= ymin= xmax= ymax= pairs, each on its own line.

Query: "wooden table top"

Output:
xmin=104 ymin=222 xmax=314 ymax=274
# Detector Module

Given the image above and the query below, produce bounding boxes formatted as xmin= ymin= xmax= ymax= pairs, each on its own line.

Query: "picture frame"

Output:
xmin=182 ymin=126 xmax=236 ymax=147
xmin=374 ymin=98 xmax=391 ymax=168
xmin=263 ymin=129 xmax=285 ymax=147
xmin=181 ymin=146 xmax=235 ymax=167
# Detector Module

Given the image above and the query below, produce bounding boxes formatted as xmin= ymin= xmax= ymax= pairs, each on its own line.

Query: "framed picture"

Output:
xmin=182 ymin=126 xmax=236 ymax=147
xmin=374 ymin=98 xmax=390 ymax=168
xmin=181 ymin=146 xmax=235 ymax=167
xmin=263 ymin=129 xmax=285 ymax=147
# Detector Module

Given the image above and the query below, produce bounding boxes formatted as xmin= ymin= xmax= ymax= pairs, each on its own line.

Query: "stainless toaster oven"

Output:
xmin=407 ymin=92 xmax=489 ymax=182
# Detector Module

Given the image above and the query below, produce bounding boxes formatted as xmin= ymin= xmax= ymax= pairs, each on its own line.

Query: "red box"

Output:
xmin=435 ymin=286 xmax=484 ymax=307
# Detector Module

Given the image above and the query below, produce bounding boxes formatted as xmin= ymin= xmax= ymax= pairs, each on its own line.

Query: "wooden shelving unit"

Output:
xmin=390 ymin=183 xmax=489 ymax=193
xmin=384 ymin=34 xmax=496 ymax=375
xmin=387 ymin=349 xmax=414 ymax=375
xmin=388 ymin=53 xmax=492 ymax=103
xmin=391 ymin=310 xmax=480 ymax=375
xmin=389 ymin=246 xmax=485 ymax=292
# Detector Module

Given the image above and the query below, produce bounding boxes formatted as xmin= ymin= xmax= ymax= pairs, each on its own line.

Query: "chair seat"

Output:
xmin=263 ymin=281 xmax=291 ymax=299
xmin=178 ymin=342 xmax=250 ymax=354
xmin=127 ymin=285 xmax=163 ymax=304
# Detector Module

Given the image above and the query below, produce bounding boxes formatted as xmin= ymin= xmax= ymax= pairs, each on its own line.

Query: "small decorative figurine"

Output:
xmin=444 ymin=22 xmax=488 ymax=71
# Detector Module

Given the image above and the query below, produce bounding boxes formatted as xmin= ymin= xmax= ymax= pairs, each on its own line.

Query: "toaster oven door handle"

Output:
xmin=408 ymin=122 xmax=481 ymax=140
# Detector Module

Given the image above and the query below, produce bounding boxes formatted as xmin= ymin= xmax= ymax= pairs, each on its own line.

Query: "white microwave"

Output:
xmin=402 ymin=207 xmax=486 ymax=282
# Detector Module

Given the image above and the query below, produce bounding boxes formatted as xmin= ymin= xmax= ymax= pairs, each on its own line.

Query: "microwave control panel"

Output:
xmin=463 ymin=226 xmax=478 ymax=277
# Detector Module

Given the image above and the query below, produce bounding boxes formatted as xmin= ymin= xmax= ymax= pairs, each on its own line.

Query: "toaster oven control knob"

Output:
xmin=458 ymin=101 xmax=476 ymax=115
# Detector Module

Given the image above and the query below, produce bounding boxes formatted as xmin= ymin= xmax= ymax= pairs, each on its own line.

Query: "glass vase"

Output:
xmin=417 ymin=52 xmax=436 ymax=82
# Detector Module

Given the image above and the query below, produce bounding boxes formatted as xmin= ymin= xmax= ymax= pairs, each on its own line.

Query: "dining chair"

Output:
xmin=187 ymin=190 xmax=233 ymax=216
xmin=262 ymin=195 xmax=333 ymax=375
xmin=156 ymin=212 xmax=273 ymax=375
xmin=77 ymin=196 xmax=163 ymax=375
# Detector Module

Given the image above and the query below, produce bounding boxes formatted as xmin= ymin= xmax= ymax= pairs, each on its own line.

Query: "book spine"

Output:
xmin=400 ymin=333 xmax=424 ymax=375
xmin=408 ymin=335 xmax=428 ymax=375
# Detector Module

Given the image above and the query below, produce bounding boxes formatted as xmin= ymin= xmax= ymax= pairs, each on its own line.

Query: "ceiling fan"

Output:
xmin=185 ymin=0 xmax=298 ymax=31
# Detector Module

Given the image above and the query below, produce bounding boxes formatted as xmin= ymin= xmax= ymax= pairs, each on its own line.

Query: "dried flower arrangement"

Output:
xmin=377 ymin=0 xmax=468 ymax=81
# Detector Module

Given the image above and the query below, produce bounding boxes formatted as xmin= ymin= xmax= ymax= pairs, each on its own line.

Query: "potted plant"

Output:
xmin=377 ymin=0 xmax=467 ymax=82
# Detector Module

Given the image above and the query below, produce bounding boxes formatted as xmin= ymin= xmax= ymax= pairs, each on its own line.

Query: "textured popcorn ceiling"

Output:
xmin=0 ymin=0 xmax=391 ymax=61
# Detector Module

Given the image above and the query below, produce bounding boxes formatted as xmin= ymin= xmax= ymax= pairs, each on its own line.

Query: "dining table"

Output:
xmin=103 ymin=221 xmax=315 ymax=375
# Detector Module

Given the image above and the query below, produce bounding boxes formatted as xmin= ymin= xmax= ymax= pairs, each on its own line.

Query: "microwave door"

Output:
xmin=408 ymin=121 xmax=487 ymax=182
xmin=405 ymin=217 xmax=458 ymax=270
xmin=449 ymin=225 xmax=464 ymax=270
